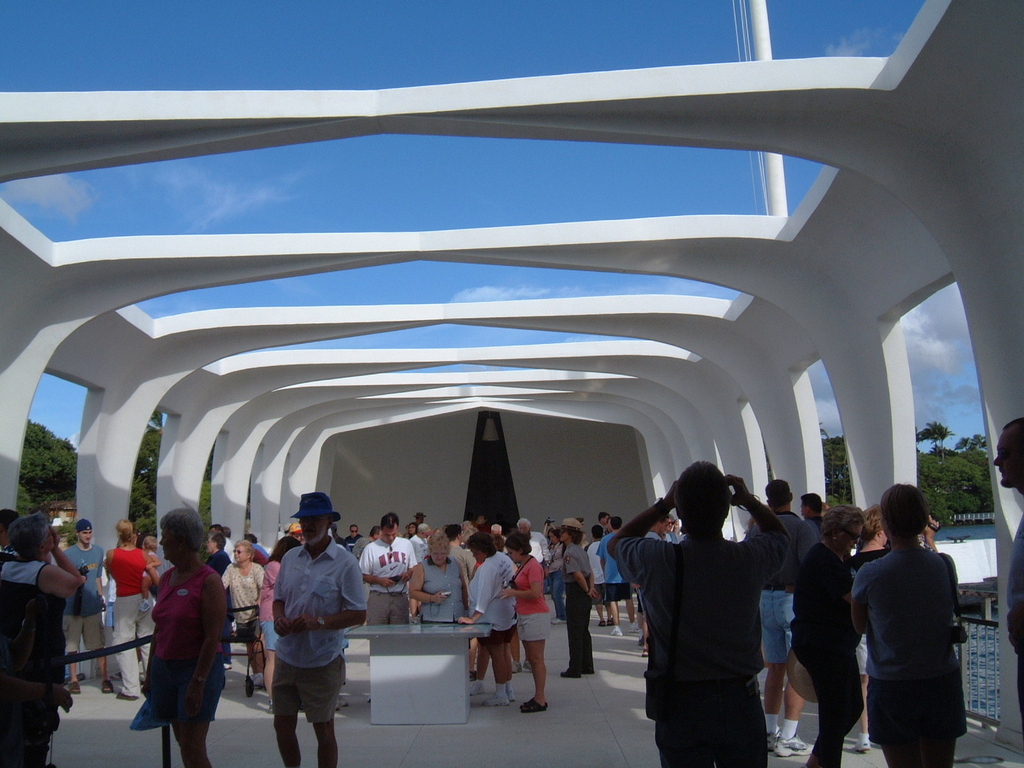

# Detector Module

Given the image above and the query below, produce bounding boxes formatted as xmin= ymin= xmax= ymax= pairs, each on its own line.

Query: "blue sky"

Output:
xmin=0 ymin=0 xmax=985 ymax=448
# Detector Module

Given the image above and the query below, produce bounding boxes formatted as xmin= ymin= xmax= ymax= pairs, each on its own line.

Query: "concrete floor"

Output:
xmin=52 ymin=619 xmax=1024 ymax=768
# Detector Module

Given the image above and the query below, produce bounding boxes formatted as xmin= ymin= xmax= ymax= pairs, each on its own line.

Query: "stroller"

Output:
xmin=222 ymin=604 xmax=265 ymax=697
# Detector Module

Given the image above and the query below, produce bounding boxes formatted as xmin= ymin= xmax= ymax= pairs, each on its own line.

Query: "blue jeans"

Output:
xmin=549 ymin=573 xmax=566 ymax=620
xmin=654 ymin=677 xmax=766 ymax=768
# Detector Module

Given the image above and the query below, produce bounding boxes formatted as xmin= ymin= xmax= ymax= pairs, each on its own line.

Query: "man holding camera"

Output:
xmin=63 ymin=519 xmax=111 ymax=694
xmin=610 ymin=462 xmax=788 ymax=768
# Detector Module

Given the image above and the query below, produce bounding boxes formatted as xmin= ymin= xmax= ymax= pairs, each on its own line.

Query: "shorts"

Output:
xmin=856 ymin=636 xmax=868 ymax=675
xmin=150 ymin=654 xmax=225 ymax=723
xmin=867 ymin=670 xmax=966 ymax=745
xmin=478 ymin=625 xmax=517 ymax=647
xmin=517 ymin=612 xmax=551 ymax=643
xmin=603 ymin=582 xmax=632 ymax=604
xmin=366 ymin=591 xmax=410 ymax=625
xmin=64 ymin=613 xmax=105 ymax=652
xmin=273 ymin=655 xmax=346 ymax=723
xmin=759 ymin=590 xmax=794 ymax=664
xmin=261 ymin=620 xmax=279 ymax=652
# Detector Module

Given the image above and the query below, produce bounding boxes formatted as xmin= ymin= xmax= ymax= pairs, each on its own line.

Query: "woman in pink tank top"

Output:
xmin=145 ymin=508 xmax=227 ymax=768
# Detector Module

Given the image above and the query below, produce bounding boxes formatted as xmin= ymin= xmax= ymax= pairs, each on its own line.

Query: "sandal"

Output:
xmin=641 ymin=650 xmax=649 ymax=658
xmin=101 ymin=679 xmax=114 ymax=694
xmin=597 ymin=620 xmax=608 ymax=627
xmin=519 ymin=698 xmax=548 ymax=713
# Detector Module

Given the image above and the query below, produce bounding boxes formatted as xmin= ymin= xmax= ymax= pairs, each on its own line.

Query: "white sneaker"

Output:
xmin=469 ymin=681 xmax=484 ymax=695
xmin=855 ymin=736 xmax=872 ymax=753
xmin=505 ymin=683 xmax=515 ymax=702
xmin=610 ymin=626 xmax=623 ymax=637
xmin=267 ymin=700 xmax=274 ymax=714
xmin=511 ymin=661 xmax=523 ymax=673
xmin=551 ymin=618 xmax=566 ymax=625
xmin=774 ymin=737 xmax=811 ymax=757
xmin=252 ymin=672 xmax=265 ymax=689
xmin=628 ymin=622 xmax=641 ymax=634
xmin=767 ymin=730 xmax=779 ymax=752
xmin=523 ymin=660 xmax=532 ymax=672
xmin=335 ymin=695 xmax=348 ymax=710
xmin=482 ymin=693 xmax=510 ymax=707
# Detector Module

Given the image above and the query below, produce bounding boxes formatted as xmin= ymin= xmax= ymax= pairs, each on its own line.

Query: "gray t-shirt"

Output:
xmin=561 ymin=542 xmax=591 ymax=584
xmin=748 ymin=512 xmax=818 ymax=586
xmin=852 ymin=547 xmax=959 ymax=680
xmin=618 ymin=531 xmax=787 ymax=681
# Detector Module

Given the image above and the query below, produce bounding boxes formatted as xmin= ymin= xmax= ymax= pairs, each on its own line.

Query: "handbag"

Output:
xmin=939 ymin=553 xmax=967 ymax=644
xmin=644 ymin=544 xmax=684 ymax=721
xmin=130 ymin=692 xmax=171 ymax=731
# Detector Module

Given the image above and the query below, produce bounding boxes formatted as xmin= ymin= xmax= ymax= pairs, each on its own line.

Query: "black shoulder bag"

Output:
xmin=939 ymin=553 xmax=967 ymax=644
xmin=644 ymin=543 xmax=684 ymax=721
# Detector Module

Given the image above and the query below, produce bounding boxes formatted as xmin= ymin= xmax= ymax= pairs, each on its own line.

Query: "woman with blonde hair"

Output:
xmin=849 ymin=505 xmax=889 ymax=753
xmin=408 ymin=531 xmax=468 ymax=623
xmin=105 ymin=519 xmax=154 ymax=701
xmin=852 ymin=485 xmax=965 ymax=768
xmin=222 ymin=539 xmax=265 ymax=679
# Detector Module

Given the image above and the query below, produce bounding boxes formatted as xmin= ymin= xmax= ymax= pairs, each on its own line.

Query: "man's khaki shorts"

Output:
xmin=64 ymin=613 xmax=105 ymax=652
xmin=273 ymin=655 xmax=346 ymax=723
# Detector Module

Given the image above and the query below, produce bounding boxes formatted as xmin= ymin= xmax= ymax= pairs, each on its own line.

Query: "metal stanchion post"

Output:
xmin=162 ymin=724 xmax=171 ymax=768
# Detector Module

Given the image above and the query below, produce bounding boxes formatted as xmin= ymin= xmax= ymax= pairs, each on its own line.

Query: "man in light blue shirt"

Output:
xmin=273 ymin=493 xmax=367 ymax=768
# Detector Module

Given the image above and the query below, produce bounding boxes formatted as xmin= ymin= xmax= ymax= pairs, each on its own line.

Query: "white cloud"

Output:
xmin=825 ymin=28 xmax=901 ymax=57
xmin=902 ymin=284 xmax=982 ymax=436
xmin=153 ymin=164 xmax=291 ymax=231
xmin=807 ymin=360 xmax=843 ymax=436
xmin=0 ymin=174 xmax=96 ymax=221
xmin=451 ymin=285 xmax=553 ymax=302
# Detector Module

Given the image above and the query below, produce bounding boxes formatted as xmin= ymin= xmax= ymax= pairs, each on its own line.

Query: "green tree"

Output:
xmin=18 ymin=421 xmax=77 ymax=512
xmin=954 ymin=434 xmax=987 ymax=452
xmin=821 ymin=433 xmax=852 ymax=505
xmin=917 ymin=421 xmax=954 ymax=462
xmin=917 ymin=449 xmax=993 ymax=523
xmin=128 ymin=411 xmax=163 ymax=537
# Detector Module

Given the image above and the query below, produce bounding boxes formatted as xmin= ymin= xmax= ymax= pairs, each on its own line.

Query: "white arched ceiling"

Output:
xmin=2 ymin=0 xmax=1022 ymax=737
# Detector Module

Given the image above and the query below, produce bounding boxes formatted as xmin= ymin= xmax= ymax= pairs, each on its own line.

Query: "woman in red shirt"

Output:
xmin=501 ymin=531 xmax=550 ymax=713
xmin=104 ymin=519 xmax=153 ymax=700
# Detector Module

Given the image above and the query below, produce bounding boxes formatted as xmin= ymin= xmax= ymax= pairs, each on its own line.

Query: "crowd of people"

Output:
xmin=2 ymin=417 xmax=1023 ymax=768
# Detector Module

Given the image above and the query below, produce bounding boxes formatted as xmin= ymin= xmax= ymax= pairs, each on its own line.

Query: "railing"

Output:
xmin=957 ymin=616 xmax=1001 ymax=726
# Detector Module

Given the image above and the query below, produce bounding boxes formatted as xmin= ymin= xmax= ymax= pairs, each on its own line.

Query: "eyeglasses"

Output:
xmin=841 ymin=528 xmax=862 ymax=540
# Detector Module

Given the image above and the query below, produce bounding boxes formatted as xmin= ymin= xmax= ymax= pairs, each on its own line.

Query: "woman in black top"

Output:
xmin=791 ymin=505 xmax=866 ymax=768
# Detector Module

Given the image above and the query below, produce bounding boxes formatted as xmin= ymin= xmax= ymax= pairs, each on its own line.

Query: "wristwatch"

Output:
xmin=316 ymin=616 xmax=325 ymax=629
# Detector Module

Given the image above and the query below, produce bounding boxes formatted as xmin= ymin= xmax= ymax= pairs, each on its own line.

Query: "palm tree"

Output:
xmin=954 ymin=434 xmax=987 ymax=452
xmin=920 ymin=421 xmax=954 ymax=462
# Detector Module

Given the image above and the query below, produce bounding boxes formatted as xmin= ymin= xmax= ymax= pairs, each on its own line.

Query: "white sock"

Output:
xmin=505 ymin=682 xmax=514 ymax=696
xmin=779 ymin=719 xmax=799 ymax=741
xmin=857 ymin=732 xmax=871 ymax=745
xmin=765 ymin=714 xmax=779 ymax=734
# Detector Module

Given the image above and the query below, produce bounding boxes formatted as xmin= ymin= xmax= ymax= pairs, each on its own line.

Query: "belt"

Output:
xmin=676 ymin=675 xmax=756 ymax=689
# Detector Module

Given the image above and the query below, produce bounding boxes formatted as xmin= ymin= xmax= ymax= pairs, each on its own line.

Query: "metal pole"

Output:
xmin=162 ymin=724 xmax=172 ymax=768
xmin=748 ymin=0 xmax=789 ymax=217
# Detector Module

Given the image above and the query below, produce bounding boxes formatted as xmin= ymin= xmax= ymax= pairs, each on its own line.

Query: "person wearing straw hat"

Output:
xmin=272 ymin=492 xmax=367 ymax=768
